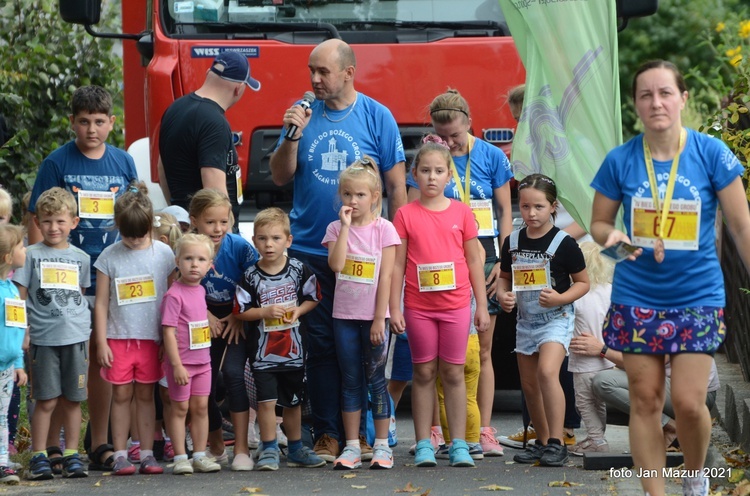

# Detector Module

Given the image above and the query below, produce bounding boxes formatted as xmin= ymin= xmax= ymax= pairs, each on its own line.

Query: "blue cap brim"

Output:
xmin=245 ymin=77 xmax=261 ymax=91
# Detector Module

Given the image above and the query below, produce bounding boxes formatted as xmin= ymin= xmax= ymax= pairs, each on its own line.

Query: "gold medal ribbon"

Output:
xmin=450 ymin=134 xmax=475 ymax=204
xmin=643 ymin=128 xmax=686 ymax=241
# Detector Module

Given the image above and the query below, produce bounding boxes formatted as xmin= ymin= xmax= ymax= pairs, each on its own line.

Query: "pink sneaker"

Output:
xmin=480 ymin=427 xmax=504 ymax=456
xmin=430 ymin=426 xmax=445 ymax=450
xmin=163 ymin=441 xmax=174 ymax=462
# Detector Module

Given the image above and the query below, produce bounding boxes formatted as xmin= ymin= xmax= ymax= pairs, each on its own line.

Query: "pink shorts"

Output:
xmin=404 ymin=306 xmax=471 ymax=365
xmin=100 ymin=339 xmax=161 ymax=385
xmin=162 ymin=362 xmax=212 ymax=403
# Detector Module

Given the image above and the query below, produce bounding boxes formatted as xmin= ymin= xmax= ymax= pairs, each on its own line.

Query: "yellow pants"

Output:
xmin=437 ymin=333 xmax=480 ymax=443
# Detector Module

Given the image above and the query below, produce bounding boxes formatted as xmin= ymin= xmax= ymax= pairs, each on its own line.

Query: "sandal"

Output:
xmin=46 ymin=446 xmax=63 ymax=475
xmin=87 ymin=443 xmax=115 ymax=471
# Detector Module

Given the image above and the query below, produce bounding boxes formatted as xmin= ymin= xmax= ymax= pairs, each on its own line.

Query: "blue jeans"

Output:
xmin=333 ymin=319 xmax=390 ymax=420
xmin=289 ymin=249 xmax=368 ymax=441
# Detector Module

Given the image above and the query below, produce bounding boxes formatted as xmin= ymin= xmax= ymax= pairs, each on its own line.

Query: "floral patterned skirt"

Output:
xmin=602 ymin=304 xmax=725 ymax=355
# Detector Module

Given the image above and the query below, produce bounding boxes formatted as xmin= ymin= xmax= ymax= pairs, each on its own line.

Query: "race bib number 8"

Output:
xmin=417 ymin=262 xmax=456 ymax=292
xmin=115 ymin=275 xmax=157 ymax=306
xmin=189 ymin=320 xmax=211 ymax=350
xmin=511 ymin=262 xmax=551 ymax=292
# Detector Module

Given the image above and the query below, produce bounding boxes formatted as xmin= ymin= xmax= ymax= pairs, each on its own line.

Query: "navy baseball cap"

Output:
xmin=210 ymin=51 xmax=261 ymax=91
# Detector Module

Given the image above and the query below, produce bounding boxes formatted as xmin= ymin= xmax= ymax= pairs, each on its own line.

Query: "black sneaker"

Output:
xmin=512 ymin=443 xmax=544 ymax=464
xmin=539 ymin=440 xmax=569 ymax=467
xmin=62 ymin=453 xmax=88 ymax=478
xmin=26 ymin=453 xmax=53 ymax=480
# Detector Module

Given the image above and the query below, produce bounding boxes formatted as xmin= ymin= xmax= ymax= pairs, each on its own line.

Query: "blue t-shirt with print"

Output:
xmin=280 ymin=92 xmax=405 ymax=256
xmin=406 ymin=137 xmax=512 ymax=237
xmin=29 ymin=141 xmax=138 ymax=292
xmin=591 ymin=129 xmax=742 ymax=309
xmin=202 ymin=233 xmax=259 ymax=318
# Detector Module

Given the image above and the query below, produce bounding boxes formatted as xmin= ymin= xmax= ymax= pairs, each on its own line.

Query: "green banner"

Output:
xmin=499 ymin=0 xmax=622 ymax=232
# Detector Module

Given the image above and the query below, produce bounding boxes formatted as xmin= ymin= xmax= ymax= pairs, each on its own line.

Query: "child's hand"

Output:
xmin=173 ymin=364 xmax=189 ymax=386
xmin=499 ymin=291 xmax=516 ymax=313
xmin=474 ymin=306 xmax=490 ymax=333
xmin=221 ymin=313 xmax=246 ymax=344
xmin=538 ymin=288 xmax=562 ymax=308
xmin=370 ymin=318 xmax=387 ymax=345
xmin=14 ymin=368 xmax=27 ymax=387
xmin=208 ymin=312 xmax=224 ymax=338
xmin=389 ymin=309 xmax=406 ymax=335
xmin=263 ymin=305 xmax=286 ymax=320
xmin=485 ymin=263 xmax=501 ymax=299
xmin=283 ymin=307 xmax=300 ymax=324
xmin=338 ymin=206 xmax=353 ymax=227
xmin=98 ymin=342 xmax=114 ymax=368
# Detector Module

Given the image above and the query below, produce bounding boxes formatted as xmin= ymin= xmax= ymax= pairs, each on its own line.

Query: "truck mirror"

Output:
xmin=616 ymin=0 xmax=658 ymax=19
xmin=59 ymin=0 xmax=101 ymax=25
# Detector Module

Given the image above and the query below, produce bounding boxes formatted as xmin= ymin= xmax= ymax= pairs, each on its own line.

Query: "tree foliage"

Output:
xmin=0 ymin=0 xmax=124 ymax=222
xmin=617 ymin=0 xmax=742 ymax=138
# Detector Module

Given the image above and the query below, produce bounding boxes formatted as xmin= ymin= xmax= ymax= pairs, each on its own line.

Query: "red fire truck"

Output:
xmin=59 ymin=0 xmax=525 ymax=210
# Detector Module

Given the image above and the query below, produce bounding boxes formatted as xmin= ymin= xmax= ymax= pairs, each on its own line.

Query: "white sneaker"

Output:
xmin=276 ymin=418 xmax=288 ymax=448
xmin=205 ymin=448 xmax=229 ymax=467
xmin=193 ymin=456 xmax=221 ymax=473
xmin=231 ymin=453 xmax=254 ymax=472
xmin=173 ymin=459 xmax=193 ymax=475
xmin=248 ymin=421 xmax=259 ymax=450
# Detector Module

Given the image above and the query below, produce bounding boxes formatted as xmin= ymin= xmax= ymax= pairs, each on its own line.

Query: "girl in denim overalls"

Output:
xmin=497 ymin=174 xmax=589 ymax=467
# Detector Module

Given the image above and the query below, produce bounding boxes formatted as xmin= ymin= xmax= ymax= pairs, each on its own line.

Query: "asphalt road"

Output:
xmin=10 ymin=409 xmax=629 ymax=496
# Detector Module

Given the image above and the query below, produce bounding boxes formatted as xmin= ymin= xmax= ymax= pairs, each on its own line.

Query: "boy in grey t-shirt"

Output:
xmin=12 ymin=188 xmax=91 ymax=480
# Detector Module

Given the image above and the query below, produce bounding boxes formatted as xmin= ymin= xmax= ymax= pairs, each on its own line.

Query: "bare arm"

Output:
xmin=389 ymin=240 xmax=407 ymax=334
xmin=200 ymin=167 xmax=229 ymax=196
xmin=718 ymin=176 xmax=750 ymax=273
xmin=157 ymin=156 xmax=172 ymax=205
xmin=94 ymin=270 xmax=113 ymax=368
xmin=562 ymin=220 xmax=588 ymax=241
xmin=327 ymin=208 xmax=352 ymax=273
xmin=407 ymin=186 xmax=420 ymax=202
xmin=570 ymin=332 xmax=624 ymax=368
xmin=493 ymin=184 xmax=513 ymax=245
xmin=371 ymin=245 xmax=395 ymax=345
xmin=269 ymin=105 xmax=311 ymax=186
xmin=384 ymin=162 xmax=407 ymax=220
xmin=465 ymin=237 xmax=490 ymax=332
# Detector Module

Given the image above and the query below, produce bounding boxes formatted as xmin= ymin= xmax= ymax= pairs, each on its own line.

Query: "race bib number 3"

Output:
xmin=78 ymin=190 xmax=115 ymax=219
xmin=40 ymin=262 xmax=80 ymax=291
xmin=339 ymin=254 xmax=377 ymax=285
xmin=417 ymin=262 xmax=456 ymax=292
xmin=189 ymin=320 xmax=211 ymax=350
xmin=470 ymin=199 xmax=495 ymax=237
xmin=115 ymin=275 xmax=157 ymax=306
xmin=4 ymin=298 xmax=27 ymax=328
xmin=631 ymin=198 xmax=700 ymax=250
xmin=512 ymin=262 xmax=551 ymax=292
xmin=262 ymin=300 xmax=298 ymax=332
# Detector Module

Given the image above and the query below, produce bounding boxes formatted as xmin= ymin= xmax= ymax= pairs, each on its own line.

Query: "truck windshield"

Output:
xmin=163 ymin=0 xmax=508 ymax=38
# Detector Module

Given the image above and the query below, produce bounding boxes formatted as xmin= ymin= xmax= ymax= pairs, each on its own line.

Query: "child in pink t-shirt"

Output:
xmin=322 ymin=156 xmax=400 ymax=470
xmin=390 ymin=135 xmax=490 ymax=468
xmin=160 ymin=234 xmax=220 ymax=475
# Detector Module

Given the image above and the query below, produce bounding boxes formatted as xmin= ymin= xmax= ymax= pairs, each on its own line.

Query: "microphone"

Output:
xmin=285 ymin=91 xmax=316 ymax=140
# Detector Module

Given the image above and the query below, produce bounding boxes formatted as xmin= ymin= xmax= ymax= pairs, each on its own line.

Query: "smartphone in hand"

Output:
xmin=600 ymin=241 xmax=638 ymax=263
